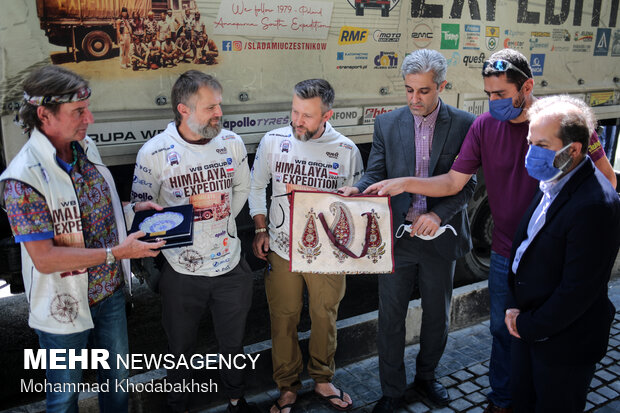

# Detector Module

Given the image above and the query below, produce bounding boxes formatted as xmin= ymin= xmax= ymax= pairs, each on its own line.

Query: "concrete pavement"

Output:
xmin=204 ymin=278 xmax=620 ymax=413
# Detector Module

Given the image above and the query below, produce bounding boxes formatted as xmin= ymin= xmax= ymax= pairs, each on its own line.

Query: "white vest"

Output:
xmin=0 ymin=129 xmax=131 ymax=334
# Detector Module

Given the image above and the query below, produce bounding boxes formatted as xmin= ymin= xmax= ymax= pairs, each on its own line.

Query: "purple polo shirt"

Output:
xmin=452 ymin=112 xmax=606 ymax=258
xmin=452 ymin=113 xmax=538 ymax=258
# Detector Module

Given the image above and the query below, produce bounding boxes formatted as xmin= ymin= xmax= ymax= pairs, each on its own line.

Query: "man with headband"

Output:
xmin=363 ymin=48 xmax=616 ymax=413
xmin=0 ymin=65 xmax=164 ymax=413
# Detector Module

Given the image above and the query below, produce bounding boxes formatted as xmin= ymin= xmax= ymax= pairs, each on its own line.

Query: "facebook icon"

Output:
xmin=223 ymin=41 xmax=232 ymax=51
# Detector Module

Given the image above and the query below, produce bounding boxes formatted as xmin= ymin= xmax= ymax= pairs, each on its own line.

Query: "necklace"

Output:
xmin=68 ymin=142 xmax=78 ymax=168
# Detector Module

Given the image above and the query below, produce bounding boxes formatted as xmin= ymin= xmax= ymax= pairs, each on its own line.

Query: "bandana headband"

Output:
xmin=23 ymin=86 xmax=91 ymax=106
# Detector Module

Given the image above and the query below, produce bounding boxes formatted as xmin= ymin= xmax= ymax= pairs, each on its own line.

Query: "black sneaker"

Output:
xmin=371 ymin=396 xmax=401 ymax=413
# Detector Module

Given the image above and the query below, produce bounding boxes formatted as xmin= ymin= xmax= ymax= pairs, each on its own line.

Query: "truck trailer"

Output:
xmin=1 ymin=0 xmax=619 ymax=292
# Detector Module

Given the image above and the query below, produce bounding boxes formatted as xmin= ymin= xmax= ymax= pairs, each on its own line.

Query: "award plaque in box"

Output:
xmin=129 ymin=204 xmax=194 ymax=249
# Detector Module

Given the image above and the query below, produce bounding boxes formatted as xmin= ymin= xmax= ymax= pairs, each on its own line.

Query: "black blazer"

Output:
xmin=508 ymin=158 xmax=620 ymax=364
xmin=355 ymin=101 xmax=476 ymax=261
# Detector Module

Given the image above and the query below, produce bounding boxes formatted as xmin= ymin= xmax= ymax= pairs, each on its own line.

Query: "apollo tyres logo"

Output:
xmin=339 ymin=26 xmax=369 ymax=45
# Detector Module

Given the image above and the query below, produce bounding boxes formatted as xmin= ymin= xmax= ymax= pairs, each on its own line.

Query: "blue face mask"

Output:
xmin=488 ymin=90 xmax=525 ymax=121
xmin=525 ymin=143 xmax=573 ymax=182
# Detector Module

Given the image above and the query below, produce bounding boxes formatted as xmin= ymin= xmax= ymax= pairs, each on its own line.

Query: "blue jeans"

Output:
xmin=487 ymin=251 xmax=512 ymax=408
xmin=36 ymin=289 xmax=129 ymax=413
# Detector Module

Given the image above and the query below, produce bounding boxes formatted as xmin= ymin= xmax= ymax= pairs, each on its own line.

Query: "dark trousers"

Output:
xmin=511 ymin=337 xmax=595 ymax=413
xmin=377 ymin=235 xmax=455 ymax=398
xmin=160 ymin=259 xmax=253 ymax=412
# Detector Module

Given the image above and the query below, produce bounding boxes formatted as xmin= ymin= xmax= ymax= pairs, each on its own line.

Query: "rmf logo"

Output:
xmin=339 ymin=26 xmax=369 ymax=45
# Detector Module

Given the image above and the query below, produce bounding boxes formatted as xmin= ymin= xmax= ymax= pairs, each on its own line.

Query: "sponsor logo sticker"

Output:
xmin=441 ymin=24 xmax=459 ymax=50
xmin=530 ymin=54 xmax=545 ymax=76
xmin=167 ymin=152 xmax=180 ymax=166
xmin=486 ymin=26 xmax=499 ymax=51
xmin=594 ymin=28 xmax=611 ymax=56
xmin=373 ymin=30 xmax=401 ymax=42
xmin=504 ymin=38 xmax=525 ymax=50
xmin=446 ymin=51 xmax=460 ymax=67
xmin=589 ymin=91 xmax=615 ymax=106
xmin=374 ymin=51 xmax=398 ymax=68
xmin=574 ymin=31 xmax=594 ymax=42
xmin=612 ymin=30 xmax=620 ymax=56
xmin=463 ymin=24 xmax=481 ymax=50
xmin=326 ymin=152 xmax=339 ymax=159
xmin=337 ymin=52 xmax=369 ymax=61
xmin=462 ymin=53 xmax=486 ymax=68
xmin=411 ymin=23 xmax=433 ymax=49
xmin=339 ymin=26 xmax=369 ymax=45
xmin=572 ymin=31 xmax=593 ymax=52
xmin=552 ymin=29 xmax=571 ymax=42
xmin=280 ymin=140 xmax=291 ymax=153
xmin=363 ymin=106 xmax=399 ymax=124
xmin=529 ymin=38 xmax=549 ymax=51
xmin=486 ymin=26 xmax=499 ymax=37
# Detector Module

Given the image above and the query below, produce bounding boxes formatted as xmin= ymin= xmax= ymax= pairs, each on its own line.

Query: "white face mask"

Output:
xmin=395 ymin=224 xmax=457 ymax=240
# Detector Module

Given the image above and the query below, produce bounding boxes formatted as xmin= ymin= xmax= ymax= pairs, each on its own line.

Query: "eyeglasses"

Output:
xmin=482 ymin=59 xmax=530 ymax=80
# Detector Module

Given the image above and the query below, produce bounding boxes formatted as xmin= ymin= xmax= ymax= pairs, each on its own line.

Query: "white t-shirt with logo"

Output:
xmin=249 ymin=122 xmax=364 ymax=260
xmin=132 ymin=122 xmax=250 ymax=276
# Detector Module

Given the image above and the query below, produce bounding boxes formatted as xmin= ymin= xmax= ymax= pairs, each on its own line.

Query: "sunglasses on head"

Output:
xmin=482 ymin=59 xmax=530 ymax=80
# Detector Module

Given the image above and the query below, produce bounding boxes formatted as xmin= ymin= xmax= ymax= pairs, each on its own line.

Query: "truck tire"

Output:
xmin=381 ymin=4 xmax=389 ymax=17
xmin=455 ymin=181 xmax=493 ymax=284
xmin=356 ymin=4 xmax=364 ymax=15
xmin=81 ymin=30 xmax=113 ymax=59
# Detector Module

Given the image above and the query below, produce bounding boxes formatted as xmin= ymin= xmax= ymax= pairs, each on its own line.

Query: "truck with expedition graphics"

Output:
xmin=0 ymin=0 xmax=619 ymax=292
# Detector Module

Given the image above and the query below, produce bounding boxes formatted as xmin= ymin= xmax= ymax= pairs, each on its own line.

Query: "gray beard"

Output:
xmin=293 ymin=131 xmax=311 ymax=142
xmin=187 ymin=117 xmax=221 ymax=142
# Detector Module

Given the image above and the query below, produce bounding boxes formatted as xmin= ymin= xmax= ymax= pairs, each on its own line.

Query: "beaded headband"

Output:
xmin=23 ymin=86 xmax=91 ymax=106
